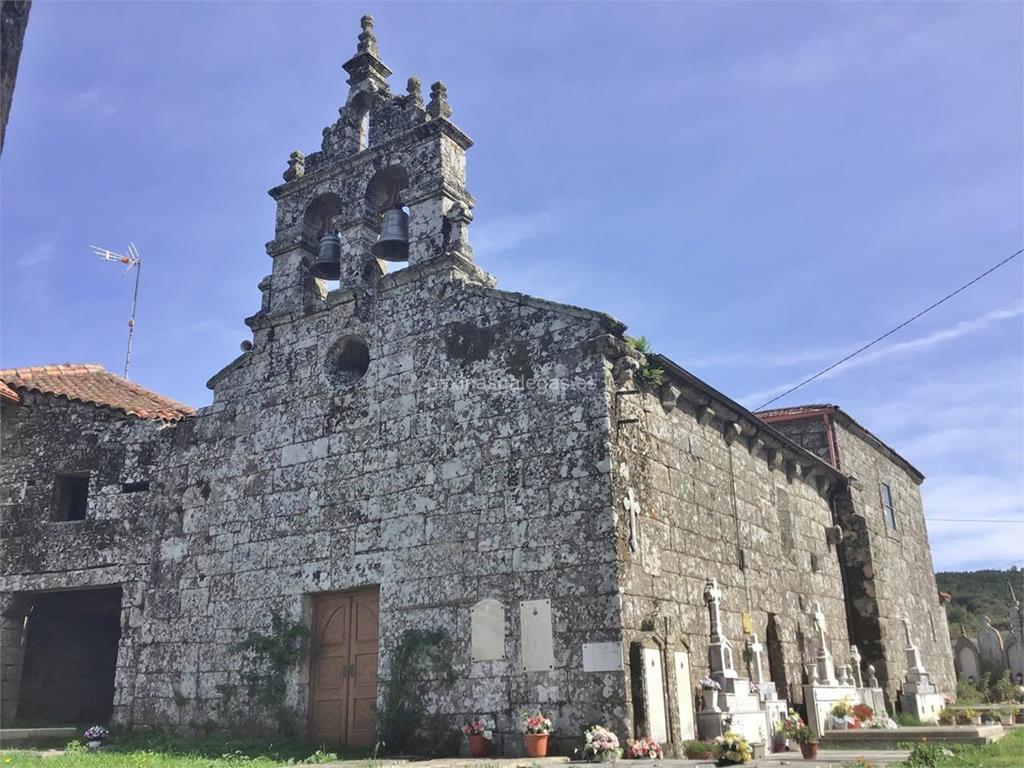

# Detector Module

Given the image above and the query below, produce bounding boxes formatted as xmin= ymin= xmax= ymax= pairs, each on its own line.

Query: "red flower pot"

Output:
xmin=468 ymin=734 xmax=491 ymax=757
xmin=525 ymin=733 xmax=549 ymax=757
xmin=799 ymin=741 xmax=819 ymax=760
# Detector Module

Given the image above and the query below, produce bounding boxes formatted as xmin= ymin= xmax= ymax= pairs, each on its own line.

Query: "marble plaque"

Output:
xmin=471 ymin=598 xmax=505 ymax=662
xmin=674 ymin=650 xmax=696 ymax=740
xmin=582 ymin=642 xmax=622 ymax=672
xmin=520 ymin=599 xmax=554 ymax=672
xmin=643 ymin=647 xmax=668 ymax=742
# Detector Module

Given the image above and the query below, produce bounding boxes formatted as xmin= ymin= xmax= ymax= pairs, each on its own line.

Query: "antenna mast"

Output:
xmin=89 ymin=242 xmax=142 ymax=379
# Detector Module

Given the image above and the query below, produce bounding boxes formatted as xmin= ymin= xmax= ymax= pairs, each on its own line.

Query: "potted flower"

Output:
xmin=683 ymin=740 xmax=716 ymax=760
xmin=83 ymin=725 xmax=109 ymax=750
xmin=583 ymin=725 xmax=621 ymax=762
xmin=852 ymin=703 xmax=873 ymax=728
xmin=867 ymin=713 xmax=898 ymax=730
xmin=522 ymin=710 xmax=553 ymax=757
xmin=937 ymin=707 xmax=955 ymax=726
xmin=701 ymin=676 xmax=722 ymax=711
xmin=713 ymin=731 xmax=752 ymax=765
xmin=781 ymin=709 xmax=817 ymax=760
xmin=625 ymin=736 xmax=663 ymax=760
xmin=829 ymin=698 xmax=854 ymax=730
xmin=461 ymin=718 xmax=491 ymax=758
xmin=958 ymin=708 xmax=981 ymax=726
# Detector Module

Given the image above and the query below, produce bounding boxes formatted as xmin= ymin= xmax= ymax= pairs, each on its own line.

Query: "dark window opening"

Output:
xmin=881 ymin=482 xmax=896 ymax=530
xmin=120 ymin=481 xmax=150 ymax=493
xmin=54 ymin=474 xmax=89 ymax=521
xmin=16 ymin=587 xmax=122 ymax=725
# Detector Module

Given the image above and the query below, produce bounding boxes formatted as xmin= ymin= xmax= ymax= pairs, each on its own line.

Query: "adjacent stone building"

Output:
xmin=0 ymin=17 xmax=954 ymax=755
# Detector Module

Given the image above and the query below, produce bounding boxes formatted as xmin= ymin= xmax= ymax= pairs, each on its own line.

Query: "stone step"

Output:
xmin=0 ymin=727 xmax=78 ymax=747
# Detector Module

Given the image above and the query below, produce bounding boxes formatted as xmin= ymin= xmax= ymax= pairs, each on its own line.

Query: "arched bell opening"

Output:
xmin=365 ymin=165 xmax=410 ymax=264
xmin=304 ymin=193 xmax=345 ymax=288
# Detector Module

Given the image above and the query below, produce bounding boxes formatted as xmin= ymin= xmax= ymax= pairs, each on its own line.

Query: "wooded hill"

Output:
xmin=937 ymin=567 xmax=1023 ymax=635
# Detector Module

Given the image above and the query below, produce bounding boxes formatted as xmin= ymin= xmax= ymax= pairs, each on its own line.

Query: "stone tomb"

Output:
xmin=898 ymin=615 xmax=945 ymax=724
xmin=695 ymin=578 xmax=769 ymax=748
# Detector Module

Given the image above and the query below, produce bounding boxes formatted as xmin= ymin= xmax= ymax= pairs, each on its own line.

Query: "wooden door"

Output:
xmin=309 ymin=587 xmax=379 ymax=748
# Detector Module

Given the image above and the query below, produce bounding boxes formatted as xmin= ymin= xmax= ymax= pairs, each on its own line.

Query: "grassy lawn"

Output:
xmin=900 ymin=728 xmax=1024 ymax=767
xmin=0 ymin=731 xmax=371 ymax=768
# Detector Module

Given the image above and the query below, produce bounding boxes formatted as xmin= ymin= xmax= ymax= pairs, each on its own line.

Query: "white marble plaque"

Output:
xmin=674 ymin=650 xmax=696 ymax=741
xmin=643 ymin=647 xmax=668 ymax=742
xmin=471 ymin=598 xmax=505 ymax=662
xmin=582 ymin=642 xmax=622 ymax=672
xmin=520 ymin=599 xmax=554 ymax=672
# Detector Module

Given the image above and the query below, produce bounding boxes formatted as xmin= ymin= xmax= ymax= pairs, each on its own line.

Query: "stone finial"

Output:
xmin=356 ymin=14 xmax=380 ymax=57
xmin=407 ymin=77 xmax=423 ymax=106
xmin=426 ymin=80 xmax=452 ymax=119
xmin=283 ymin=150 xmax=305 ymax=182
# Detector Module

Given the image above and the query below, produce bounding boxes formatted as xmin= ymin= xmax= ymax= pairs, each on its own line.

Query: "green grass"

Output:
xmin=0 ymin=731 xmax=373 ymax=768
xmin=900 ymin=729 xmax=1024 ymax=768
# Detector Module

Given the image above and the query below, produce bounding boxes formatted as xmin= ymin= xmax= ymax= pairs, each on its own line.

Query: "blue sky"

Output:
xmin=2 ymin=1 xmax=1021 ymax=572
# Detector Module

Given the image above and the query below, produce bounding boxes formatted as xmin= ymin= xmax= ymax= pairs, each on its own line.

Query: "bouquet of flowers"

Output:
xmin=523 ymin=710 xmax=553 ymax=734
xmin=83 ymin=726 xmax=109 ymax=744
xmin=852 ymin=703 xmax=873 ymax=722
xmin=460 ymin=718 xmax=488 ymax=737
xmin=701 ymin=676 xmax=722 ymax=691
xmin=625 ymin=735 xmax=663 ymax=759
xmin=867 ymin=713 xmax=898 ymax=730
xmin=583 ymin=725 xmax=620 ymax=761
xmin=780 ymin=709 xmax=811 ymax=743
xmin=829 ymin=697 xmax=858 ymax=729
xmin=713 ymin=731 xmax=753 ymax=765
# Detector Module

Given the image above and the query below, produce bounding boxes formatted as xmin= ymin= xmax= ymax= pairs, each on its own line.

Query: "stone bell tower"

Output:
xmin=260 ymin=15 xmax=479 ymax=316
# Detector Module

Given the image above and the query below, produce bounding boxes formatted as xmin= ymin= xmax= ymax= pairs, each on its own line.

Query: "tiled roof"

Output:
xmin=756 ymin=404 xmax=836 ymax=419
xmin=756 ymin=402 xmax=923 ymax=482
xmin=0 ymin=364 xmax=194 ymax=421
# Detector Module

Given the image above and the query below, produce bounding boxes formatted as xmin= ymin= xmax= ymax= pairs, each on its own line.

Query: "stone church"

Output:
xmin=0 ymin=16 xmax=954 ymax=755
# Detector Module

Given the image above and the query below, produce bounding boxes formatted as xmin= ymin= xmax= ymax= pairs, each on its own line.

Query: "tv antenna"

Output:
xmin=89 ymin=242 xmax=142 ymax=379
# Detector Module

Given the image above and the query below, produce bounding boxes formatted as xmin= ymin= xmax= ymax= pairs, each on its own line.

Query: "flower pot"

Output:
xmin=799 ymin=741 xmax=819 ymax=760
xmin=467 ymin=734 xmax=491 ymax=757
xmin=87 ymin=740 xmax=103 ymax=750
xmin=595 ymin=750 xmax=617 ymax=763
xmin=970 ymin=717 xmax=981 ymax=726
xmin=524 ymin=733 xmax=549 ymax=757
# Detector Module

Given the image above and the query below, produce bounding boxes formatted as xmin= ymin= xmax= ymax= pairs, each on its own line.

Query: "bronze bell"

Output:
xmin=311 ymin=232 xmax=341 ymax=280
xmin=371 ymin=207 xmax=410 ymax=261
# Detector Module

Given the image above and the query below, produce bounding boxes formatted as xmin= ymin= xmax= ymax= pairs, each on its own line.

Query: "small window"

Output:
xmin=54 ymin=474 xmax=89 ymax=521
xmin=880 ymin=482 xmax=896 ymax=530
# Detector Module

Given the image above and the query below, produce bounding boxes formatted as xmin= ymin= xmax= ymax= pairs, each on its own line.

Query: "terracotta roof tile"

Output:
xmin=0 ymin=363 xmax=194 ymax=421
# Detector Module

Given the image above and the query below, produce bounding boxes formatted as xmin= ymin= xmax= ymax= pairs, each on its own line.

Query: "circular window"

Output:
xmin=327 ymin=336 xmax=370 ymax=385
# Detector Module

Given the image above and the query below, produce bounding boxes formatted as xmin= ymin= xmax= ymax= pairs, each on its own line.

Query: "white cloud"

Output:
xmin=924 ymin=474 xmax=1024 ymax=570
xmin=16 ymin=238 xmax=58 ymax=268
xmin=472 ymin=209 xmax=560 ymax=256
xmin=738 ymin=304 xmax=1023 ymax=407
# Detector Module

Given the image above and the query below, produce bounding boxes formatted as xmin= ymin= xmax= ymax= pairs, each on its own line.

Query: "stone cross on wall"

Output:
xmin=623 ymin=489 xmax=641 ymax=552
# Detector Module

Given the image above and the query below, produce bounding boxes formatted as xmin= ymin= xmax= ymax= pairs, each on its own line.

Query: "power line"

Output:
xmin=756 ymin=247 xmax=1024 ymax=410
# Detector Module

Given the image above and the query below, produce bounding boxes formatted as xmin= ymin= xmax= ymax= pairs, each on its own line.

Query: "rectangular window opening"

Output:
xmin=120 ymin=481 xmax=150 ymax=493
xmin=880 ymin=482 xmax=896 ymax=530
xmin=54 ymin=473 xmax=89 ymax=522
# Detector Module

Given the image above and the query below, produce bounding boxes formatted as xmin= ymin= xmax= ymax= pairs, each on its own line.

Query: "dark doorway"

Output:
xmin=17 ymin=587 xmax=122 ymax=724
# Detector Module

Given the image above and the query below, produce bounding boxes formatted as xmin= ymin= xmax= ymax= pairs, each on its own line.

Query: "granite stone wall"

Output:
xmin=609 ymin=364 xmax=853 ymax=745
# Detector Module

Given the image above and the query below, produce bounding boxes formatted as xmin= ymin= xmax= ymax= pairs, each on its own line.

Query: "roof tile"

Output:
xmin=0 ymin=363 xmax=194 ymax=421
